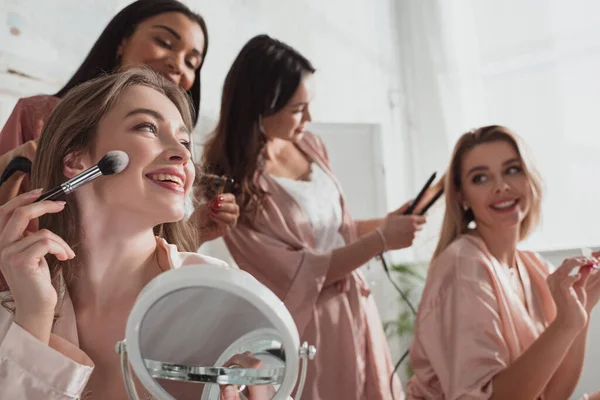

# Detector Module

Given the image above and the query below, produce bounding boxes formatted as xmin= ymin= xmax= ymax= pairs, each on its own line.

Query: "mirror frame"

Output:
xmin=122 ymin=265 xmax=301 ymax=400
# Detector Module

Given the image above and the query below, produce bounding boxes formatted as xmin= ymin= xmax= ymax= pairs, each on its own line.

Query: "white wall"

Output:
xmin=396 ymin=0 xmax=600 ymax=254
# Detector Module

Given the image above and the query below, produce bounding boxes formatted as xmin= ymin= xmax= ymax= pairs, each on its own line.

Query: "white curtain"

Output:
xmin=395 ymin=0 xmax=600 ymax=255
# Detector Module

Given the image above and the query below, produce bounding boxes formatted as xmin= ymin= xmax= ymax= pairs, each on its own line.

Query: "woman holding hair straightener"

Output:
xmin=202 ymin=34 xmax=428 ymax=400
xmin=407 ymin=125 xmax=600 ymax=400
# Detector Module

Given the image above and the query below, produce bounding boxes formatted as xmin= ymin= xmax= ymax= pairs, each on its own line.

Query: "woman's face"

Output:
xmin=458 ymin=140 xmax=533 ymax=234
xmin=261 ymin=74 xmax=314 ymax=142
xmin=69 ymin=85 xmax=194 ymax=225
xmin=117 ymin=12 xmax=205 ymax=91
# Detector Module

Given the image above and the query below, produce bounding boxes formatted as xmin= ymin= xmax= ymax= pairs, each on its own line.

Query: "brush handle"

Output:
xmin=35 ymin=165 xmax=102 ymax=202
xmin=36 ymin=186 xmax=66 ymax=202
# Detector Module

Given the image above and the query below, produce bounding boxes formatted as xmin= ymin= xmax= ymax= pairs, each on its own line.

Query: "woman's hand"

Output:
xmin=220 ymin=352 xmax=276 ymax=400
xmin=379 ymin=201 xmax=427 ymax=250
xmin=198 ymin=194 xmax=240 ymax=243
xmin=583 ymin=252 xmax=600 ymax=313
xmin=547 ymin=256 xmax=596 ymax=333
xmin=0 ymin=189 xmax=74 ymax=343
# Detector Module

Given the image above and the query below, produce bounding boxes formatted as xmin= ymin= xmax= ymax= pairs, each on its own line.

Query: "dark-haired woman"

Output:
xmin=202 ymin=34 xmax=424 ymax=400
xmin=0 ymin=0 xmax=237 ymax=243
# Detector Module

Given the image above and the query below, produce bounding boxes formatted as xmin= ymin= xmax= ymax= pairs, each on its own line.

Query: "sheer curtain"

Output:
xmin=396 ymin=0 xmax=600 ymax=257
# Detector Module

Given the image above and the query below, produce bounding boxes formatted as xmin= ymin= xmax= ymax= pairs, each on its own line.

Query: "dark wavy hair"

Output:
xmin=201 ymin=34 xmax=315 ymax=217
xmin=55 ymin=0 xmax=208 ymax=126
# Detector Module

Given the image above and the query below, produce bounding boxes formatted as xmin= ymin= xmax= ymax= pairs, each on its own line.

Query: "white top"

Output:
xmin=271 ymin=163 xmax=346 ymax=252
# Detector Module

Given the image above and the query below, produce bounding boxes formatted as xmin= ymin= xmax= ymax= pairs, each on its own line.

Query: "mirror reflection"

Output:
xmin=139 ymin=287 xmax=286 ymax=399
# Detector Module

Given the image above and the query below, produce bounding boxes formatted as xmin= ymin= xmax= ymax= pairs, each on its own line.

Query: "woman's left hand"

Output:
xmin=197 ymin=193 xmax=240 ymax=243
xmin=219 ymin=352 xmax=276 ymax=400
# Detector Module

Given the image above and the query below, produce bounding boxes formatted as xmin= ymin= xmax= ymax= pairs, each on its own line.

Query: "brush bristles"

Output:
xmin=97 ymin=150 xmax=129 ymax=175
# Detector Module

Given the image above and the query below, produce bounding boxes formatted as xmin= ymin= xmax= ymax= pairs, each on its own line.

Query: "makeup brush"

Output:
xmin=36 ymin=150 xmax=129 ymax=202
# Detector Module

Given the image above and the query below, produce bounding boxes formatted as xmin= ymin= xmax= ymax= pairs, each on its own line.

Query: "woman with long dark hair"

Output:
xmin=0 ymin=0 xmax=237 ymax=243
xmin=202 ymin=34 xmax=424 ymax=400
xmin=2 ymin=0 xmax=207 ymax=152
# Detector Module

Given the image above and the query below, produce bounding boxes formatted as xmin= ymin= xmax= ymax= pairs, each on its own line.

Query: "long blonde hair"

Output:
xmin=21 ymin=68 xmax=200 ymax=296
xmin=432 ymin=125 xmax=543 ymax=259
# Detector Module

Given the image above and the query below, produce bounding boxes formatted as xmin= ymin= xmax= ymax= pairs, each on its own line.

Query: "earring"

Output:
xmin=257 ymin=115 xmax=266 ymax=135
xmin=462 ymin=203 xmax=469 ymax=211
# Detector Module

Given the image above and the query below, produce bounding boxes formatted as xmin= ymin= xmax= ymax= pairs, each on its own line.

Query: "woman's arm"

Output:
xmin=225 ymin=208 xmax=424 ymax=335
xmin=355 ymin=200 xmax=413 ymax=238
xmin=0 ymin=96 xmax=54 ymax=156
xmin=543 ymin=322 xmax=589 ymax=400
xmin=0 ymin=192 xmax=94 ymax=398
xmin=0 ymin=99 xmax=28 ymax=156
xmin=0 ymin=308 xmax=94 ymax=399
xmin=490 ymin=321 xmax=580 ymax=400
xmin=355 ymin=218 xmax=383 ymax=237
xmin=326 ymin=212 xmax=425 ymax=284
xmin=491 ymin=258 xmax=591 ymax=400
xmin=544 ymin=265 xmax=600 ymax=399
xmin=325 ymin=230 xmax=384 ymax=284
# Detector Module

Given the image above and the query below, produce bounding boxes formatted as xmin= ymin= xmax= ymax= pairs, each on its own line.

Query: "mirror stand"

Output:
xmin=293 ymin=342 xmax=317 ymax=400
xmin=116 ymin=340 xmax=316 ymax=400
xmin=116 ymin=340 xmax=142 ymax=400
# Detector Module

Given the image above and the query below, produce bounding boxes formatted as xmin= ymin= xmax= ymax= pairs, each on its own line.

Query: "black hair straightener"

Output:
xmin=404 ymin=172 xmax=445 ymax=216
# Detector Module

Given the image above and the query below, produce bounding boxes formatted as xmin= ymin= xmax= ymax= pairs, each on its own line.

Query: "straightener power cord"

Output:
xmin=378 ymin=253 xmax=415 ymax=400
xmin=378 ymin=172 xmax=445 ymax=400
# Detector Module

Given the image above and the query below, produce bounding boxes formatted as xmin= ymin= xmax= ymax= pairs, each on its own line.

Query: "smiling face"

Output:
xmin=458 ymin=140 xmax=533 ymax=235
xmin=261 ymin=74 xmax=314 ymax=142
xmin=70 ymin=84 xmax=195 ymax=225
xmin=117 ymin=11 xmax=205 ymax=91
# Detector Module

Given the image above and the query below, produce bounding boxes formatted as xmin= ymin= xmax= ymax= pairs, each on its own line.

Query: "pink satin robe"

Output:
xmin=0 ymin=238 xmax=234 ymax=399
xmin=225 ymin=132 xmax=403 ymax=400
xmin=406 ymin=234 xmax=581 ymax=399
xmin=0 ymin=95 xmax=60 ymax=156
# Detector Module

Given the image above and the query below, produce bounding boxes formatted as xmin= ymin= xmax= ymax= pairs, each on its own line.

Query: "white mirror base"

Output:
xmin=116 ymin=340 xmax=316 ymax=400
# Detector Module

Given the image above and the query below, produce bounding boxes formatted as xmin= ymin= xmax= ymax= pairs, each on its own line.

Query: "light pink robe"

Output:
xmin=0 ymin=237 xmax=233 ymax=399
xmin=0 ymin=95 xmax=60 ymax=156
xmin=225 ymin=132 xmax=403 ymax=400
xmin=407 ymin=234 xmax=561 ymax=399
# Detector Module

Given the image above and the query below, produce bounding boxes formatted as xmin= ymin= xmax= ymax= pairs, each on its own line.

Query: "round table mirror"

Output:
xmin=116 ymin=266 xmax=315 ymax=400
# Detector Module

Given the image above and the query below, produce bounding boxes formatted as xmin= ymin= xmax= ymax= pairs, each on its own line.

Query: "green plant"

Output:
xmin=383 ymin=262 xmax=425 ymax=378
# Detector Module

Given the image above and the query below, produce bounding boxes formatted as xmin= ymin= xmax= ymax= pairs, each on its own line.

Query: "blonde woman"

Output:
xmin=407 ymin=126 xmax=600 ymax=400
xmin=0 ymin=69 xmax=268 ymax=400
